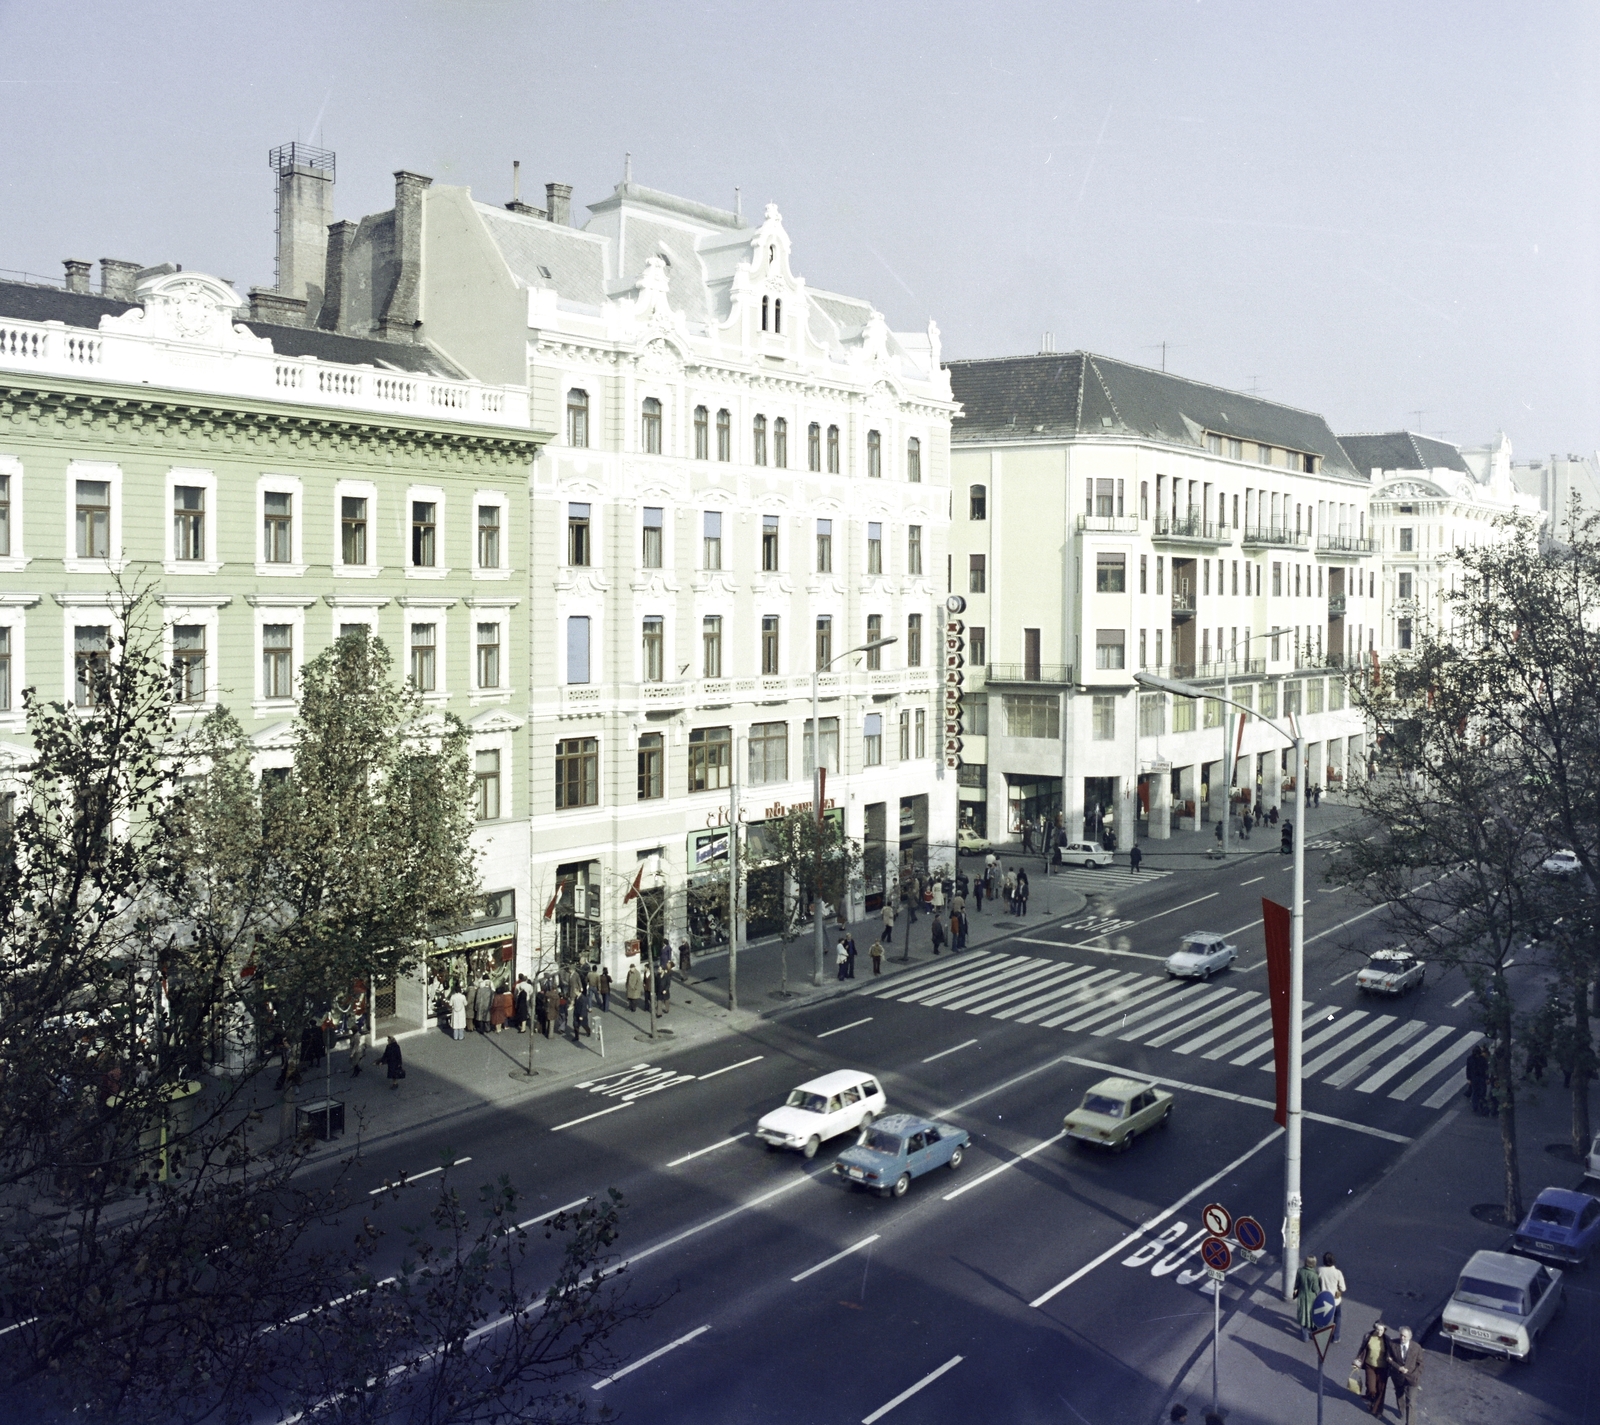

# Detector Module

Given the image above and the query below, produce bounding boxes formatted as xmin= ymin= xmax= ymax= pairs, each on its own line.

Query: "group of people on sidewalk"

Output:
xmin=1294 ymin=1251 xmax=1423 ymax=1422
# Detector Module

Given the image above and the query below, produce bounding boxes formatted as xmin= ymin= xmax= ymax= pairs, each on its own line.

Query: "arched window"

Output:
xmin=693 ymin=405 xmax=709 ymax=460
xmin=773 ymin=417 xmax=788 ymax=469
xmin=807 ymin=422 xmax=821 ymax=472
xmin=716 ymin=408 xmax=731 ymax=462
xmin=774 ymin=298 xmax=782 ymax=333
xmin=906 ymin=437 xmax=921 ymax=483
xmin=641 ymin=397 xmax=662 ymax=454
xmin=867 ymin=429 xmax=882 ymax=479
xmin=827 ymin=424 xmax=840 ymax=474
xmin=969 ymin=485 xmax=987 ymax=520
xmin=761 ymin=295 xmax=769 ymax=332
xmin=566 ymin=388 xmax=589 ymax=448
xmin=752 ymin=415 xmax=768 ymax=467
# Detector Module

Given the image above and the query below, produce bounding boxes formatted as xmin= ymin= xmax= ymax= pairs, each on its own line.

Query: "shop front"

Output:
xmin=685 ymin=806 xmax=841 ymax=951
xmin=1008 ymin=774 xmax=1062 ymax=838
xmin=424 ymin=913 xmax=518 ymax=1032
xmin=551 ymin=861 xmax=601 ymax=968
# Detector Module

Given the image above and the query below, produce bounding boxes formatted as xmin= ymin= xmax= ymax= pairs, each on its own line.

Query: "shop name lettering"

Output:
xmin=704 ymin=798 xmax=835 ymax=829
xmin=945 ymin=617 xmax=964 ymax=768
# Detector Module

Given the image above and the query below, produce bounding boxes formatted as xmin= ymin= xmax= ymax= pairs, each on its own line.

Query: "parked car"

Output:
xmin=832 ymin=1113 xmax=970 ymax=1197
xmin=957 ymin=826 xmax=990 ymax=856
xmin=1542 ymin=848 xmax=1582 ymax=877
xmin=1165 ymin=932 xmax=1238 ymax=980
xmin=1511 ymin=1187 xmax=1600 ymax=1266
xmin=1440 ymin=1249 xmax=1563 ymax=1362
xmin=1063 ymin=1076 xmax=1173 ymax=1151
xmin=1056 ymin=840 xmax=1114 ymax=869
xmin=1355 ymin=948 xmax=1427 ymax=996
xmin=756 ymin=1070 xmax=886 ymax=1158
xmin=1587 ymin=1133 xmax=1600 ymax=1183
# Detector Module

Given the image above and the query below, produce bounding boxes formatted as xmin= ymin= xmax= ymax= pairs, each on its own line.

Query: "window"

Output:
xmin=0 ymin=627 xmax=8 ymax=711
xmin=702 ymin=615 xmax=722 ymax=678
xmin=1272 ymin=561 xmax=1282 ymax=597
xmin=411 ymin=501 xmax=437 ymax=568
xmin=774 ymin=297 xmax=782 ymax=333
xmin=716 ymin=408 xmax=731 ymax=461
xmin=1139 ymin=692 xmax=1166 ymax=736
xmin=907 ymin=613 xmax=923 ymax=667
xmin=642 ymin=617 xmax=664 ymax=681
xmin=1398 ymin=572 xmax=1413 ymax=599
xmin=808 ymin=422 xmax=821 ymax=472
xmin=0 ymin=473 xmax=9 ymax=555
xmin=642 ymin=507 xmax=663 ymax=569
xmin=867 ymin=429 xmax=881 ymax=478
xmin=1140 ymin=481 xmax=1149 ymax=519
xmin=341 ymin=495 xmax=368 ymax=565
xmin=1398 ymin=617 xmax=1413 ymax=650
xmin=761 ymin=295 xmax=769 ymax=331
xmin=1258 ymin=443 xmax=1273 ymax=466
xmin=173 ymin=485 xmax=204 ymax=561
xmin=762 ymin=515 xmax=780 ymax=571
xmin=1307 ymin=678 xmax=1324 ymax=713
xmin=568 ymin=503 xmax=591 ymax=566
xmin=748 ymin=721 xmax=789 ymax=785
xmin=567 ymin=389 xmax=589 ymax=447
xmin=694 ymin=406 xmax=709 ymax=460
xmin=906 ymin=437 xmax=921 ymax=483
xmin=1172 ymin=696 xmax=1196 ymax=731
xmin=970 ymin=626 xmax=986 ymax=665
xmin=966 ymin=694 xmax=988 ymax=736
xmin=908 ymin=525 xmax=922 ymax=575
xmin=899 ymin=709 xmax=911 ymax=760
xmin=970 ymin=484 xmax=987 ymax=520
xmin=866 ymin=613 xmax=883 ymax=668
xmin=803 ymin=716 xmax=840 ymax=774
xmin=1399 ymin=527 xmax=1414 ymax=552
xmin=171 ymin=624 xmax=205 ymax=703
xmin=774 ymin=417 xmax=788 ymax=469
xmin=687 ymin=726 xmax=732 ymax=792
xmin=410 ymin=623 xmax=437 ymax=692
xmin=1004 ymin=694 xmax=1060 ymax=738
xmin=1024 ymin=628 xmax=1041 ymax=680
xmin=1227 ymin=438 xmax=1242 ymax=461
xmin=761 ymin=615 xmax=780 ymax=674
xmin=815 ymin=519 xmax=832 ymax=573
xmin=1283 ymin=681 xmax=1302 ymax=716
xmin=915 ymin=707 xmax=926 ymax=758
xmin=262 ymin=624 xmax=293 ymax=700
xmin=1206 ymin=433 xmax=1222 ymax=455
xmin=1231 ymin=560 xmax=1239 ymax=595
xmin=1156 ymin=556 xmax=1164 ymax=594
xmin=969 ymin=554 xmax=986 ymax=593
xmin=1096 ymin=553 xmax=1126 ymax=593
xmin=1203 ymin=560 xmax=1211 ymax=597
xmin=703 ymin=511 xmax=723 ymax=570
xmin=1092 ymin=694 xmax=1116 ymax=740
xmin=827 ymin=424 xmax=840 ymax=474
xmin=476 ymin=749 xmax=502 ymax=820
xmin=637 ymin=732 xmax=663 ymax=800
xmin=864 ymin=713 xmax=883 ymax=766
xmin=1258 ymin=681 xmax=1278 ymax=717
xmin=641 ymin=397 xmax=662 ymax=454
xmin=753 ymin=414 xmax=768 ymax=466
xmin=76 ymin=480 xmax=110 ymax=559
xmin=476 ymin=622 xmax=501 ymax=689
xmin=477 ymin=505 xmax=501 ymax=569
xmin=1095 ymin=629 xmax=1125 ymax=670
xmin=867 ymin=523 xmax=882 ymax=575
xmin=555 ymin=737 xmax=598 ymax=808
xmin=815 ymin=615 xmax=833 ymax=671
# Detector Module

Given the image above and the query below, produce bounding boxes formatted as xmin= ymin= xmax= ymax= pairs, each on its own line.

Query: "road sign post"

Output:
xmin=1202 ymin=1202 xmax=1232 ymax=1238
xmin=1234 ymin=1213 xmax=1266 ymax=1262
xmin=1200 ymin=1234 xmax=1233 ymax=1417
xmin=1309 ymin=1289 xmax=1338 ymax=1425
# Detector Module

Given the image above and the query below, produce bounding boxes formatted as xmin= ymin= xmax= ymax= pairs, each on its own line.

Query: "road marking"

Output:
xmin=1389 ymin=1031 xmax=1483 ymax=1102
xmin=1222 ymin=916 xmax=1264 ymax=937
xmin=1240 ymin=877 xmax=1265 ymax=887
xmin=1299 ymin=1015 xmax=1395 ymax=1077
xmin=367 ymin=1157 xmax=472 ymax=1195
xmin=1170 ymin=998 xmax=1275 ymax=1055
xmin=959 ymin=964 xmax=1096 ymax=1014
xmin=1330 ymin=967 xmax=1362 ymax=987
xmin=1356 ymin=1023 xmax=1456 ymax=1093
xmin=1143 ymin=991 xmax=1259 ymax=1047
xmin=1324 ymin=1020 xmax=1427 ymax=1088
xmin=1423 ymin=1068 xmax=1469 ymax=1109
xmin=591 ymin=1324 xmax=709 ymax=1390
xmin=818 ymin=1017 xmax=874 ymax=1039
xmin=1120 ymin=985 xmax=1238 ymax=1042
xmin=943 ymin=1131 xmax=1068 ymax=1201
xmin=1029 ymin=1129 xmax=1284 ymax=1308
xmin=861 ymin=1355 xmax=965 ymax=1424
xmin=697 ymin=1055 xmax=764 ymax=1080
xmin=1305 ymin=902 xmax=1387 ymax=945
xmin=0 ymin=1318 xmax=36 ymax=1338
xmin=517 ymin=1195 xmax=591 ymax=1229
xmin=1138 ymin=893 xmax=1220 ymax=923
xmin=1056 ymin=943 xmax=1171 ymax=962
xmin=922 ymin=1039 xmax=979 ymax=1064
xmin=792 ymin=1233 xmax=881 ymax=1282
xmin=551 ymin=1103 xmax=634 ymax=1132
xmin=1450 ymin=990 xmax=1474 ymax=1008
xmin=666 ymin=1133 xmax=750 ymax=1168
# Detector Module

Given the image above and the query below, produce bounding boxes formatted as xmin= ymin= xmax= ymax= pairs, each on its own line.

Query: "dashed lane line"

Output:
xmin=551 ymin=1103 xmax=634 ymax=1132
xmin=861 ymin=1355 xmax=965 ymax=1424
xmin=368 ymin=1157 xmax=472 ymax=1195
xmin=792 ymin=1234 xmax=881 ymax=1283
xmin=591 ymin=1325 xmax=710 ymax=1391
xmin=697 ymin=1055 xmax=764 ymax=1080
xmin=817 ymin=1017 xmax=874 ymax=1039
xmin=666 ymin=1134 xmax=749 ymax=1168
xmin=517 ymin=1196 xmax=592 ymax=1229
xmin=942 ymin=1131 xmax=1068 ymax=1202
xmin=922 ymin=1039 xmax=979 ymax=1064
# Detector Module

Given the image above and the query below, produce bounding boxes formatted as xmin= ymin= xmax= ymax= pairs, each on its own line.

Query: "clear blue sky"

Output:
xmin=1 ymin=0 xmax=1594 ymax=457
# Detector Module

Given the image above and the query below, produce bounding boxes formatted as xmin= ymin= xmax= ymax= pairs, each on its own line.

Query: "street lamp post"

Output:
xmin=811 ymin=636 xmax=897 ymax=985
xmin=1136 ymin=670 xmax=1305 ymax=1299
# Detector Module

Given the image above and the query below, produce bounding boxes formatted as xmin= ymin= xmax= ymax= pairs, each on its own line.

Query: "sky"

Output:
xmin=1 ymin=0 xmax=1595 ymax=459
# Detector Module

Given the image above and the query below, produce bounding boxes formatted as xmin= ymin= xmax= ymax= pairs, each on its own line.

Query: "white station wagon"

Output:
xmin=756 ymin=1070 xmax=886 ymax=1159
xmin=1440 ymin=1249 xmax=1563 ymax=1362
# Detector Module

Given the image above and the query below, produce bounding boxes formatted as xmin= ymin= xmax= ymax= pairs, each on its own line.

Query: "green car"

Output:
xmin=1063 ymin=1075 xmax=1174 ymax=1152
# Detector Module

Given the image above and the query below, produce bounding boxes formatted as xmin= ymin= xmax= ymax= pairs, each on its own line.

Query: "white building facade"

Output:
xmin=946 ymin=353 xmax=1378 ymax=847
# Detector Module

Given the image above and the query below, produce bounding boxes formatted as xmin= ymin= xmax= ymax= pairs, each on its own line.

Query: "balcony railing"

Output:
xmin=1241 ymin=525 xmax=1309 ymax=549
xmin=1327 ymin=596 xmax=1346 ymax=617
xmin=1153 ymin=514 xmax=1224 ymax=544
xmin=986 ymin=662 xmax=1074 ymax=685
xmin=1191 ymin=658 xmax=1267 ymax=681
xmin=1317 ymin=534 xmax=1376 ymax=554
xmin=1171 ymin=589 xmax=1197 ymax=614
xmin=1078 ymin=514 xmax=1141 ymax=533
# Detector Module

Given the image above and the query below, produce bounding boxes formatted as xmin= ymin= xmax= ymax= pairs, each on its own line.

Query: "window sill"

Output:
xmin=0 ymin=556 xmax=33 ymax=574
xmin=469 ymin=690 xmax=512 ymax=706
xmin=255 ymin=562 xmax=309 ymax=578
xmin=251 ymin=697 xmax=298 ymax=717
xmin=405 ymin=567 xmax=452 ymax=580
xmin=333 ymin=565 xmax=383 ymax=579
xmin=419 ymin=692 xmax=451 ymax=708
xmin=164 ymin=560 xmax=224 ymax=577
xmin=62 ymin=558 xmax=128 ymax=576
xmin=471 ymin=567 xmax=512 ymax=580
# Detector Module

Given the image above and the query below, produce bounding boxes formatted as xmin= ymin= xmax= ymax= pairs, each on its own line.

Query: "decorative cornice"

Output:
xmin=157 ymin=594 xmax=232 ymax=608
xmin=245 ymin=594 xmax=318 ymax=609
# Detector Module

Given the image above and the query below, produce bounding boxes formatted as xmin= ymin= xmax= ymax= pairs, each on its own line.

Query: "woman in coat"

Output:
xmin=379 ymin=1036 xmax=404 ymax=1090
xmin=1355 ymin=1321 xmax=1388 ymax=1416
xmin=448 ymin=987 xmax=468 ymax=1041
xmin=625 ymin=962 xmax=643 ymax=1012
xmin=513 ymin=976 xmax=530 ymax=1034
xmin=1294 ymin=1255 xmax=1320 ymax=1340
xmin=598 ymin=966 xmax=612 ymax=1013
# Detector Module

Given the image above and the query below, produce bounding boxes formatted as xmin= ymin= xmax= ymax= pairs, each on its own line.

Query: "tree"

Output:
xmin=741 ymin=810 xmax=863 ymax=990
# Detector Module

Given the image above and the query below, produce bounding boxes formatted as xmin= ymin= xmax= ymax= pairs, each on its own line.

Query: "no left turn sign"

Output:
xmin=1201 ymin=1201 xmax=1232 ymax=1237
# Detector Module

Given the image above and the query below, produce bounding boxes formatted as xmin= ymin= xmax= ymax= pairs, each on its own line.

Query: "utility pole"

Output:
xmin=728 ymin=736 xmax=741 ymax=1012
xmin=1282 ymin=733 xmax=1307 ymax=1296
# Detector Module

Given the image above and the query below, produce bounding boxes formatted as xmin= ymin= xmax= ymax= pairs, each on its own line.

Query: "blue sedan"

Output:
xmin=1512 ymin=1186 xmax=1600 ymax=1266
xmin=832 ymin=1113 xmax=970 ymax=1198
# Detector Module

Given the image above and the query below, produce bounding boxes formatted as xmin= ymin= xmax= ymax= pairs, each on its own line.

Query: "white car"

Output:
xmin=1165 ymin=932 xmax=1238 ymax=980
xmin=1356 ymin=948 xmax=1426 ymax=996
xmin=1542 ymin=849 xmax=1582 ymax=877
xmin=1440 ymin=1249 xmax=1563 ymax=1362
xmin=957 ymin=827 xmax=990 ymax=855
xmin=756 ymin=1070 xmax=886 ymax=1159
xmin=1057 ymin=840 xmax=1114 ymax=869
xmin=1586 ymin=1133 xmax=1600 ymax=1183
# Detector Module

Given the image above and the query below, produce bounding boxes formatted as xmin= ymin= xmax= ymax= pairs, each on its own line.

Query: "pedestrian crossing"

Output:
xmin=869 ymin=950 xmax=1480 ymax=1110
xmin=1046 ymin=864 xmax=1172 ymax=892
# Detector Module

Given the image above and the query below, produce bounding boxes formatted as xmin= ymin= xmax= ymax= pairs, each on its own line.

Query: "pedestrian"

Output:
xmin=1022 ymin=820 xmax=1034 ymax=855
xmin=348 ymin=1022 xmax=368 ymax=1078
xmin=1319 ymin=1252 xmax=1347 ymax=1343
xmin=1017 ymin=869 xmax=1029 ymax=915
xmin=679 ymin=940 xmax=692 ymax=979
xmin=836 ymin=939 xmax=849 ymax=980
xmin=1168 ymin=1409 xmax=1188 ymax=1424
xmin=950 ymin=907 xmax=962 ymax=950
xmin=870 ymin=939 xmax=883 ymax=975
xmin=930 ymin=914 xmax=946 ymax=955
xmin=379 ymin=1035 xmax=404 ymax=1090
xmin=572 ymin=985 xmax=591 ymax=1040
xmin=1387 ymin=1326 xmax=1422 ymax=1425
xmin=598 ymin=965 xmax=612 ymax=1014
xmin=473 ymin=973 xmax=494 ymax=1034
xmin=931 ymin=877 xmax=945 ymax=914
xmin=1354 ymin=1320 xmax=1388 ymax=1417
xmin=845 ymin=934 xmax=858 ymax=979
xmin=625 ymin=962 xmax=642 ymax=1012
xmin=971 ymin=870 xmax=984 ymax=913
xmin=1466 ymin=1042 xmax=1489 ymax=1114
xmin=1294 ymin=1254 xmax=1321 ymax=1341
xmin=1130 ymin=844 xmax=1144 ymax=873
xmin=535 ymin=982 xmax=551 ymax=1037
xmin=1002 ymin=868 xmax=1016 ymax=913
xmin=881 ymin=898 xmax=895 ymax=945
xmin=513 ymin=975 xmax=530 ymax=1034
xmin=449 ymin=986 xmax=467 ymax=1041
xmin=1214 ymin=821 xmax=1223 ymax=847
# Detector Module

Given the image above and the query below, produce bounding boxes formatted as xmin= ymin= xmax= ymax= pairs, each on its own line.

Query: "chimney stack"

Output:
xmin=269 ymin=142 xmax=335 ymax=324
xmin=247 ymin=288 xmax=309 ymax=327
xmin=318 ymin=219 xmax=356 ymax=333
xmin=546 ymin=182 xmax=573 ymax=227
xmin=376 ymin=170 xmax=432 ymax=342
xmin=63 ymin=260 xmax=92 ymax=294
xmin=505 ymin=162 xmax=546 ymax=218
xmin=99 ymin=259 xmax=141 ymax=301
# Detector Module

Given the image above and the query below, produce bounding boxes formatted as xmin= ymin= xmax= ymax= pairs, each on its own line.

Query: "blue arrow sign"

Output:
xmin=1311 ymin=1289 xmax=1337 ymax=1330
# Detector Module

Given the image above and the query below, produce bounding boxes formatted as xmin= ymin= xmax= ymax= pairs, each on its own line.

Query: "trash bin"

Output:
xmin=296 ymin=1097 xmax=346 ymax=1141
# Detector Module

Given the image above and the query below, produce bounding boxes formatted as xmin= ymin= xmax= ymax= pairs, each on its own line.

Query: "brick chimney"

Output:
xmin=376 ymin=170 xmax=431 ymax=342
xmin=247 ymin=288 xmax=309 ymax=327
xmin=99 ymin=259 xmax=141 ymax=301
xmin=269 ymin=142 xmax=335 ymax=324
xmin=63 ymin=260 xmax=92 ymax=294
xmin=317 ymin=219 xmax=356 ymax=333
xmin=546 ymin=182 xmax=573 ymax=227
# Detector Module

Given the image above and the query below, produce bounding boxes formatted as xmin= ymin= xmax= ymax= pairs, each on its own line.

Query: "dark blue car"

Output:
xmin=832 ymin=1112 xmax=970 ymax=1198
xmin=1512 ymin=1186 xmax=1600 ymax=1266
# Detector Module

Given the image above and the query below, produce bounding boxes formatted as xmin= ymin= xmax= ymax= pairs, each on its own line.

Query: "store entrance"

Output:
xmin=1007 ymin=775 xmax=1061 ymax=838
xmin=1083 ymin=775 xmax=1117 ymax=843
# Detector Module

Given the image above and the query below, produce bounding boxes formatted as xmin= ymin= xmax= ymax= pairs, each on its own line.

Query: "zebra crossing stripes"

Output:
xmin=1140 ymin=990 xmax=1262 ymax=1046
xmin=1391 ymin=1032 xmax=1482 ymax=1103
xmin=1219 ymin=1006 xmax=1328 ymax=1066
xmin=1050 ymin=978 xmax=1190 ymax=1034
xmin=1169 ymin=998 xmax=1274 ymax=1055
xmin=1323 ymin=1021 xmax=1429 ymax=1088
xmin=1199 ymin=1006 xmax=1316 ymax=1062
xmin=957 ymin=964 xmax=1097 ymax=1016
xmin=1049 ymin=865 xmax=1171 ymax=891
xmin=1300 ymin=1015 xmax=1395 ymax=1076
xmin=1356 ymin=1024 xmax=1456 ymax=1094
xmin=1422 ymin=1068 xmax=1470 ymax=1110
xmin=870 ymin=950 xmax=1000 ymax=999
xmin=1118 ymin=984 xmax=1239 ymax=1042
xmin=1015 ymin=970 xmax=1138 ymax=1025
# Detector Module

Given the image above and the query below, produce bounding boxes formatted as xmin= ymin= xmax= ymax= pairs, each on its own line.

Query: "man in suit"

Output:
xmin=1387 ymin=1325 xmax=1423 ymax=1424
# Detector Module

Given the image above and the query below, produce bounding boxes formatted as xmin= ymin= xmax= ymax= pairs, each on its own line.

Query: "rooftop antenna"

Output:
xmin=512 ymin=160 xmax=520 ymax=202
xmin=1144 ymin=340 xmax=1183 ymax=372
xmin=735 ymin=185 xmax=742 ymax=223
xmin=1409 ymin=409 xmax=1425 ymax=431
xmin=624 ymin=151 xmax=632 ymax=185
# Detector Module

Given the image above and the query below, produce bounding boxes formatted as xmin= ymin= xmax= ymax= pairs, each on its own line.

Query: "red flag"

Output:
xmin=543 ymin=879 xmax=570 ymax=921
xmin=1262 ymin=898 xmax=1293 ymax=1127
xmin=818 ymin=766 xmax=827 ymax=818
xmin=623 ymin=863 xmax=644 ymax=903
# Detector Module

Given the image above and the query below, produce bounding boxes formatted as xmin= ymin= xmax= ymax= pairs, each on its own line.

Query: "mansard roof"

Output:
xmin=945 ymin=351 xmax=1361 ymax=479
xmin=1338 ymin=430 xmax=1471 ymax=476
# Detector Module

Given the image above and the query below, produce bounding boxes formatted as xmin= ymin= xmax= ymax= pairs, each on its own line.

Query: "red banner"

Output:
xmin=1262 ymin=898 xmax=1292 ymax=1127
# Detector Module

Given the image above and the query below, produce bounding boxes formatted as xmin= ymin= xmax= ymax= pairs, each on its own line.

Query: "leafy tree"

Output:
xmin=740 ymin=810 xmax=863 ymax=990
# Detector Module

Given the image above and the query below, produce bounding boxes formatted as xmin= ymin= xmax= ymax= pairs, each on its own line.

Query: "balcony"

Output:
xmin=1317 ymin=534 xmax=1376 ymax=555
xmin=1327 ymin=596 xmax=1346 ymax=617
xmin=1241 ymin=525 xmax=1309 ymax=550
xmin=1078 ymin=514 xmax=1141 ymax=534
xmin=1171 ymin=589 xmax=1197 ymax=620
xmin=1153 ymin=514 xmax=1225 ymax=546
xmin=985 ymin=662 xmax=1074 ymax=686
xmin=1191 ymin=658 xmax=1267 ymax=682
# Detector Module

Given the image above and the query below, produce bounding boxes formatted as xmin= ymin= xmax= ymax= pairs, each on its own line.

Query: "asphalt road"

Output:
xmin=295 ymin=836 xmax=1526 ymax=1423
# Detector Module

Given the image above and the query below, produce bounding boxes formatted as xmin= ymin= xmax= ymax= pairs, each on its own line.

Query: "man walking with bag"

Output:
xmin=1387 ymin=1326 xmax=1422 ymax=1424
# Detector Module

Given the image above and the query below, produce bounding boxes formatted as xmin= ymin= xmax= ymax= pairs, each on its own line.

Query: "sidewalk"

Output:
xmin=1160 ymin=1064 xmax=1595 ymax=1423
